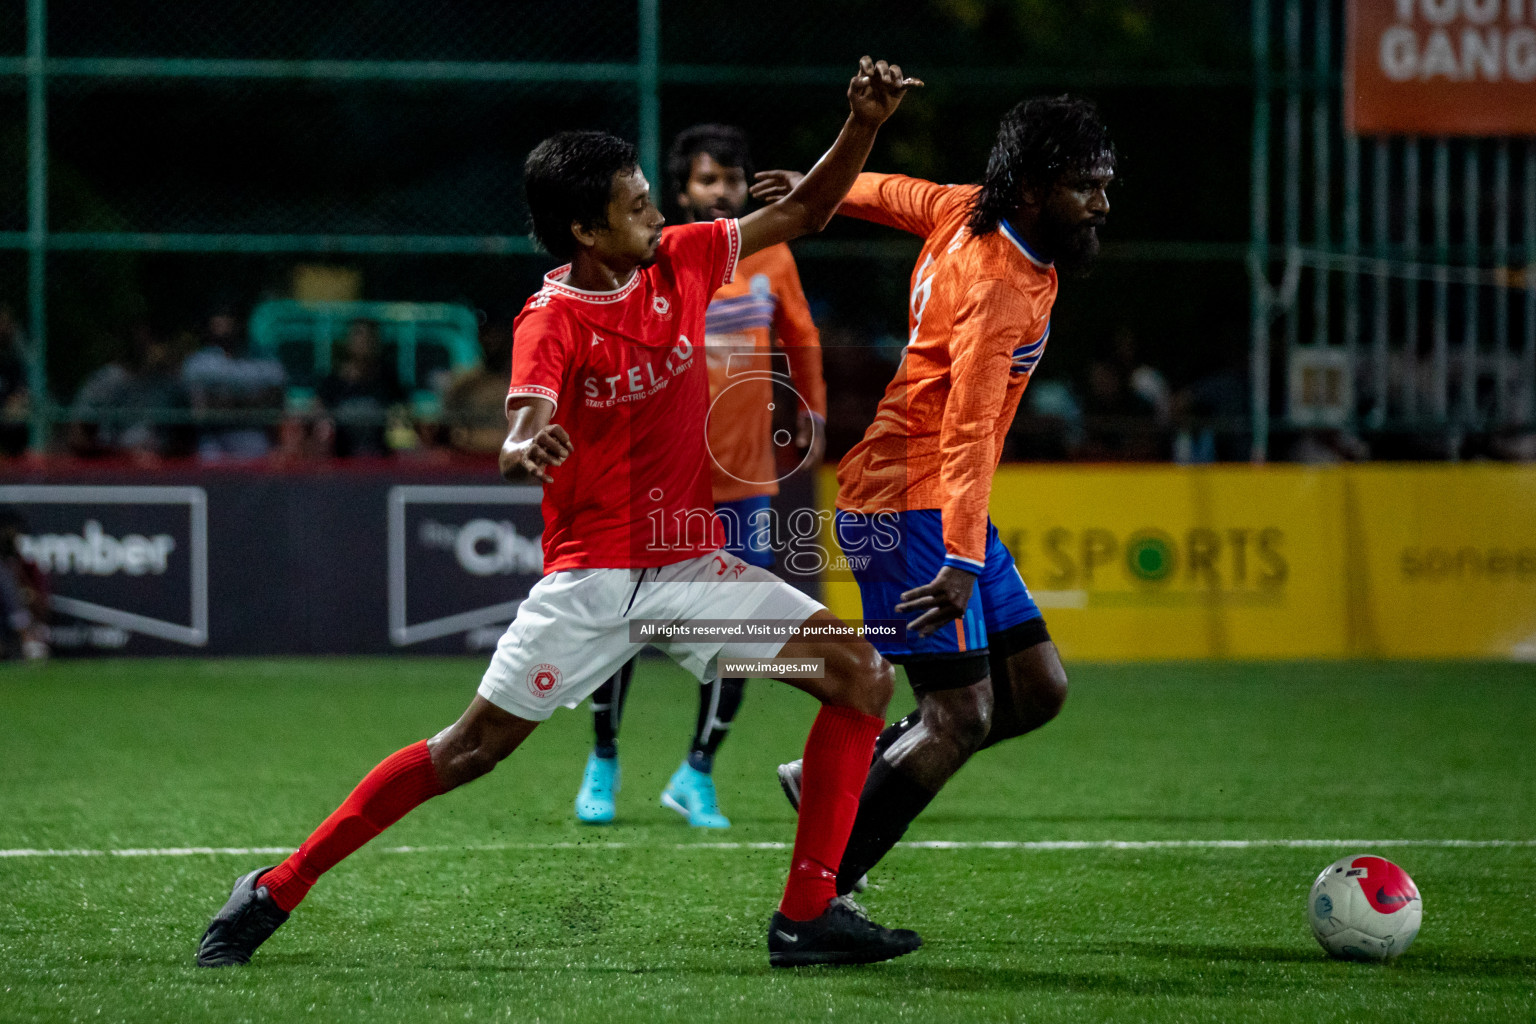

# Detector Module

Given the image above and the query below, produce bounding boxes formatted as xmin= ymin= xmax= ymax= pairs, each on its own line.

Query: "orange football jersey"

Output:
xmin=703 ymin=242 xmax=825 ymax=502
xmin=835 ymin=173 xmax=1057 ymax=570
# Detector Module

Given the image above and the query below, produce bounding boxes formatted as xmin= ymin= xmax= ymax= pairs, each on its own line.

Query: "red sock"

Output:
xmin=779 ymin=705 xmax=884 ymax=921
xmin=261 ymin=739 xmax=444 ymax=913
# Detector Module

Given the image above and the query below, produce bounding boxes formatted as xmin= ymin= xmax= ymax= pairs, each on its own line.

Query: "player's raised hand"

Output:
xmin=895 ymin=565 xmax=976 ymax=637
xmin=847 ymin=56 xmax=922 ymax=127
xmin=750 ymin=169 xmax=805 ymax=204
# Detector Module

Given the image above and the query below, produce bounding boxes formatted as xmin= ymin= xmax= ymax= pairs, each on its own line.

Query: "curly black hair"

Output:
xmin=968 ymin=95 xmax=1116 ymax=237
xmin=524 ymin=131 xmax=638 ymax=260
xmin=667 ymin=124 xmax=754 ymax=201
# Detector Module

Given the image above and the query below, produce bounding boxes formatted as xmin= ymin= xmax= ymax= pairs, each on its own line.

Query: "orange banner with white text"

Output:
xmin=1347 ymin=0 xmax=1536 ymax=135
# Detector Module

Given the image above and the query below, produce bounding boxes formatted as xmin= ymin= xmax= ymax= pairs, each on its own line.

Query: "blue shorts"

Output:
xmin=715 ymin=495 xmax=774 ymax=569
xmin=835 ymin=509 xmax=1043 ymax=661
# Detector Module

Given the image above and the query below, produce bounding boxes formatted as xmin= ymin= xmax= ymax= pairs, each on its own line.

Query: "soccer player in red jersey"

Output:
xmin=573 ymin=123 xmax=828 ymax=829
xmin=196 ymin=57 xmax=924 ymax=970
xmin=763 ymin=97 xmax=1115 ymax=896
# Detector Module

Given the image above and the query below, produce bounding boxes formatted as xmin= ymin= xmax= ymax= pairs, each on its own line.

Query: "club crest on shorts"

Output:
xmin=526 ymin=663 xmax=562 ymax=697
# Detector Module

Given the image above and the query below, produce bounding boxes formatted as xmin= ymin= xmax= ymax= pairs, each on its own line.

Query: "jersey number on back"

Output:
xmin=909 ymin=254 xmax=936 ymax=346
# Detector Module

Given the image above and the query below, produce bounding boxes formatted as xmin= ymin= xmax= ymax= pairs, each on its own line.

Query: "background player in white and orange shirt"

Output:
xmin=761 ymin=96 xmax=1115 ymax=897
xmin=575 ymin=124 xmax=827 ymax=829
xmin=197 ymin=57 xmax=926 ymax=970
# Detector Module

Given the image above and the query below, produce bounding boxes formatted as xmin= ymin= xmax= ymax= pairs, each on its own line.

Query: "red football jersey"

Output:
xmin=508 ymin=218 xmax=742 ymax=572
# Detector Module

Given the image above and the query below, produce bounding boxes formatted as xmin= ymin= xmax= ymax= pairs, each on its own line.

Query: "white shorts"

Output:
xmin=477 ymin=549 xmax=824 ymax=721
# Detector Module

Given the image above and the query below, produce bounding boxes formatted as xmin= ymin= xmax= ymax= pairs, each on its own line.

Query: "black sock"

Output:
xmin=872 ymin=709 xmax=922 ymax=762
xmin=836 ymin=756 xmax=937 ymax=895
xmin=687 ymin=677 xmax=745 ymax=772
xmin=590 ymin=657 xmax=635 ymax=758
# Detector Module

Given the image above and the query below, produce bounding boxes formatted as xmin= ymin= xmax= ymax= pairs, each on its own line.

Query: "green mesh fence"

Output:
xmin=2 ymin=0 xmax=1271 ymax=458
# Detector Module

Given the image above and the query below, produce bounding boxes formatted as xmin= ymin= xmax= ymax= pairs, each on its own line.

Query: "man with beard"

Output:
xmin=759 ymin=95 xmax=1114 ymax=896
xmin=574 ymin=124 xmax=827 ymax=829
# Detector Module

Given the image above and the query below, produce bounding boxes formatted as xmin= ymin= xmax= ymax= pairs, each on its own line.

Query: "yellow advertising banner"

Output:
xmin=820 ymin=464 xmax=1536 ymax=661
xmin=1345 ymin=465 xmax=1536 ymax=658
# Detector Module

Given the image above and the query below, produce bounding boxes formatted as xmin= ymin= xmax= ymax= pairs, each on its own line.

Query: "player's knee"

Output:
xmin=943 ymin=689 xmax=993 ymax=756
xmin=857 ymin=650 xmax=895 ymax=718
xmin=993 ymin=648 xmax=1068 ymax=741
xmin=840 ymin=645 xmax=894 ymax=719
xmin=430 ymin=723 xmax=516 ymax=789
xmin=454 ymin=747 xmax=500 ymax=786
xmin=431 ymin=743 xmax=490 ymax=790
xmin=1031 ymin=655 xmax=1069 ymax=725
xmin=1047 ymin=666 xmax=1069 ymax=719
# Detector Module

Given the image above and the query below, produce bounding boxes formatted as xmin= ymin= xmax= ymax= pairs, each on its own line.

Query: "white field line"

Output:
xmin=2 ymin=838 xmax=1534 ymax=859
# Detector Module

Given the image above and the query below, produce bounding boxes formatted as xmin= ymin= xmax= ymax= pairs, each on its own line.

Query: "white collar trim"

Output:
xmin=999 ymin=219 xmax=1053 ymax=269
xmin=541 ymin=265 xmax=643 ymax=304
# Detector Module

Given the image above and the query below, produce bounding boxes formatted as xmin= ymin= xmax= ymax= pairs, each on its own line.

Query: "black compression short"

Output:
xmin=898 ymin=616 xmax=1052 ymax=695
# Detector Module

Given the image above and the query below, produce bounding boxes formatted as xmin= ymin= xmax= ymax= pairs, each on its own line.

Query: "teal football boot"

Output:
xmin=660 ymin=762 xmax=730 ymax=828
xmin=575 ymin=751 xmax=619 ymax=824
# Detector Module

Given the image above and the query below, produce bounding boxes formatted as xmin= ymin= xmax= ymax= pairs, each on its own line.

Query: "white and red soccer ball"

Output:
xmin=1308 ymin=854 xmax=1422 ymax=961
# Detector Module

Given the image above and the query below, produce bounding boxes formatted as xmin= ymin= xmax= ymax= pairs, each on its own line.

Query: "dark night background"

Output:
xmin=0 ymin=0 xmax=1256 ymax=454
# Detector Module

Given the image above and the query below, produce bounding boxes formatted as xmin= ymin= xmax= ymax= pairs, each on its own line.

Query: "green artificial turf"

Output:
xmin=1 ymin=658 xmax=1533 ymax=1023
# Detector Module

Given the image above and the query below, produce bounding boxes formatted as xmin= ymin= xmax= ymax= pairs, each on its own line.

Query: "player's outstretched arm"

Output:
xmin=756 ymin=168 xmax=953 ymax=238
xmin=499 ymin=396 xmax=571 ymax=484
xmin=736 ymin=56 xmax=920 ymax=259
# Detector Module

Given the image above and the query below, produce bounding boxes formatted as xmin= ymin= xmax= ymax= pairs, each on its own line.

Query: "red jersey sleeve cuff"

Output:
xmin=718 ymin=217 xmax=742 ymax=288
xmin=507 ymin=385 xmax=559 ymax=412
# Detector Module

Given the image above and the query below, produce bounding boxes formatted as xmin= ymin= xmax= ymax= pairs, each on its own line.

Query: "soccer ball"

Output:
xmin=1308 ymin=854 xmax=1422 ymax=961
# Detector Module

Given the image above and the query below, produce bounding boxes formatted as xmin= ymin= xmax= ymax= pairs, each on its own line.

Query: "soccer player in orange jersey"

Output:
xmin=574 ymin=124 xmax=827 ymax=829
xmin=761 ymin=97 xmax=1115 ymax=896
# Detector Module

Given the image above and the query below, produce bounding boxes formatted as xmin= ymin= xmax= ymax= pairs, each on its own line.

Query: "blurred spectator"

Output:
xmin=1114 ymin=328 xmax=1173 ymax=423
xmin=1483 ymin=348 xmax=1535 ymax=460
xmin=275 ymin=388 xmax=332 ymax=462
xmin=442 ymin=319 xmax=513 ymax=454
xmin=1079 ymin=330 xmax=1171 ymax=461
xmin=181 ymin=307 xmax=287 ymax=461
xmin=1365 ymin=347 xmax=1458 ymax=460
xmin=317 ymin=319 xmax=404 ymax=457
xmin=68 ymin=324 xmax=192 ymax=462
xmin=402 ymin=391 xmax=448 ymax=453
xmin=1173 ymin=361 xmax=1250 ymax=463
xmin=1005 ymin=378 xmax=1084 ymax=461
xmin=1414 ymin=346 xmax=1536 ymax=462
xmin=0 ymin=509 xmax=49 ymax=661
xmin=0 ymin=304 xmax=31 ymax=457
